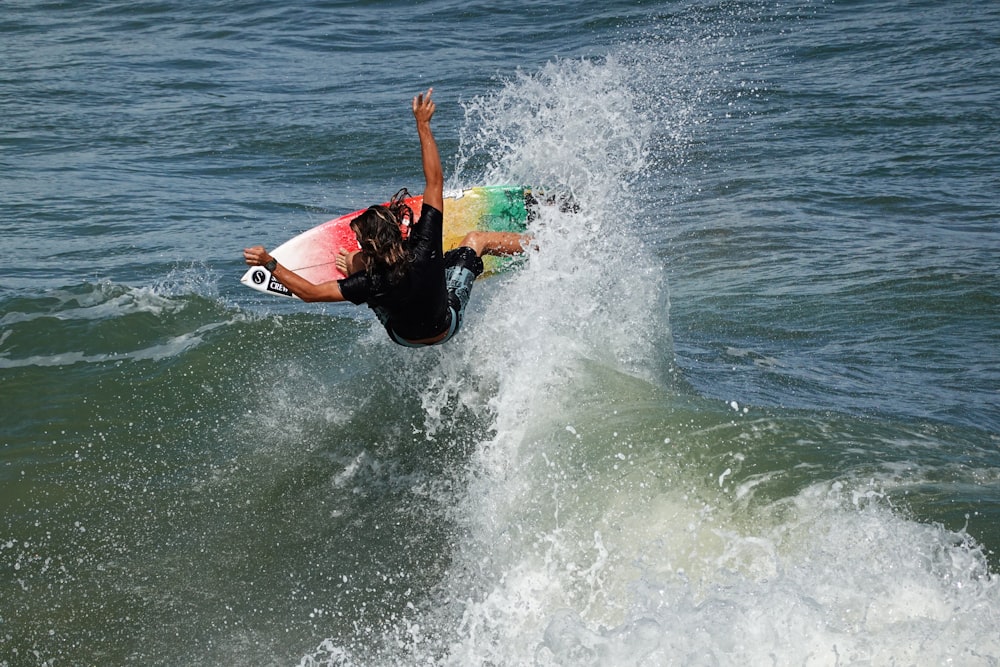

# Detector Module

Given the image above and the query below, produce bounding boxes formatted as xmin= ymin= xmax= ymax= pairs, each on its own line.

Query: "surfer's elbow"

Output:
xmin=297 ymin=289 xmax=326 ymax=303
xmin=426 ymin=169 xmax=443 ymax=190
xmin=298 ymin=282 xmax=344 ymax=303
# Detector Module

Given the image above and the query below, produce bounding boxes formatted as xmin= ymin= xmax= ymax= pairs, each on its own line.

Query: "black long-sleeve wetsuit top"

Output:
xmin=338 ymin=204 xmax=450 ymax=340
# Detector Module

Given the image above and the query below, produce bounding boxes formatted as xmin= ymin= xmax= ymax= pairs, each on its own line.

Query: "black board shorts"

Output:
xmin=377 ymin=246 xmax=484 ymax=348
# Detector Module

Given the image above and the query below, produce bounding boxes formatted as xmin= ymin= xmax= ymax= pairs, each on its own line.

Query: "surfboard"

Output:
xmin=241 ymin=185 xmax=533 ymax=298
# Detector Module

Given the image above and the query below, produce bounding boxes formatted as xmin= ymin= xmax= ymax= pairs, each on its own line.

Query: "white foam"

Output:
xmin=0 ymin=322 xmax=225 ymax=369
xmin=434 ymin=479 xmax=1000 ymax=666
xmin=0 ymin=278 xmax=248 ymax=369
xmin=0 ymin=282 xmax=179 ymax=327
xmin=441 ymin=49 xmax=999 ymax=664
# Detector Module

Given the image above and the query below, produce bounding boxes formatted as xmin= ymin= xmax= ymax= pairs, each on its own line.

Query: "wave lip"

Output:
xmin=0 ymin=282 xmax=241 ymax=369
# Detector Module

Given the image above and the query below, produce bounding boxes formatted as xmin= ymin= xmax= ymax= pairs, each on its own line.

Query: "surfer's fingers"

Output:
xmin=243 ymin=245 xmax=268 ymax=265
xmin=412 ymin=88 xmax=434 ymax=113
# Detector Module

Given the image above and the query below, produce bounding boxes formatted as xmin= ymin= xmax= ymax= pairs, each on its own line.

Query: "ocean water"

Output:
xmin=2 ymin=0 xmax=999 ymax=665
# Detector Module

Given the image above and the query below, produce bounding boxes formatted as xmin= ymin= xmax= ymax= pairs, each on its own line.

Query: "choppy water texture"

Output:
xmin=2 ymin=1 xmax=999 ymax=665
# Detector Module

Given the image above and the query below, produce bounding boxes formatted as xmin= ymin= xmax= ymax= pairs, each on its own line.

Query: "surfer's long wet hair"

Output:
xmin=350 ymin=188 xmax=414 ymax=289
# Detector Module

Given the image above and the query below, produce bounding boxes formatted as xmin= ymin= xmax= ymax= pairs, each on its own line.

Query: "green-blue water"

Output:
xmin=3 ymin=1 xmax=999 ymax=664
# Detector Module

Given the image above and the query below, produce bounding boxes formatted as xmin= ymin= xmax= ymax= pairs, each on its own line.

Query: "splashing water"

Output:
xmin=301 ymin=35 xmax=1000 ymax=667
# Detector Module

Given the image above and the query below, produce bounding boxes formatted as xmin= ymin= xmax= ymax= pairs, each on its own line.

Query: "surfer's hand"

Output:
xmin=243 ymin=246 xmax=272 ymax=266
xmin=412 ymin=88 xmax=435 ymax=123
xmin=335 ymin=249 xmax=351 ymax=275
xmin=335 ymin=249 xmax=366 ymax=276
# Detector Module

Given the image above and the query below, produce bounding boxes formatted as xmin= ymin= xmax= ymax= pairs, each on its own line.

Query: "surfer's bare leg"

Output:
xmin=460 ymin=231 xmax=531 ymax=257
xmin=335 ymin=249 xmax=367 ymax=275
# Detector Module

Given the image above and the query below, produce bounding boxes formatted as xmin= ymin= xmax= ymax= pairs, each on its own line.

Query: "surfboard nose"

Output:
xmin=240 ymin=266 xmax=293 ymax=297
xmin=240 ymin=266 xmax=269 ymax=288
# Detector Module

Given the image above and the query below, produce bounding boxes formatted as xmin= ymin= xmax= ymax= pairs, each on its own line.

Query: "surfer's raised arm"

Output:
xmin=412 ymin=88 xmax=443 ymax=212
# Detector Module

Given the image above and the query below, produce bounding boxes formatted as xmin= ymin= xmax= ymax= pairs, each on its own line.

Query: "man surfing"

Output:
xmin=243 ymin=88 xmax=530 ymax=346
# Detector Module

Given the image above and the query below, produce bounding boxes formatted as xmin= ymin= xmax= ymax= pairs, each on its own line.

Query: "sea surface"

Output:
xmin=2 ymin=1 xmax=999 ymax=665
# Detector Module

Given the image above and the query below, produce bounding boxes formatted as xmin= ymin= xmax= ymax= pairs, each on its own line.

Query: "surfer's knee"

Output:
xmin=460 ymin=231 xmax=488 ymax=256
xmin=445 ymin=246 xmax=485 ymax=281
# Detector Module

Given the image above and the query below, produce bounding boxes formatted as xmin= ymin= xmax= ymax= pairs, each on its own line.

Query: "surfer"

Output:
xmin=243 ymin=88 xmax=530 ymax=346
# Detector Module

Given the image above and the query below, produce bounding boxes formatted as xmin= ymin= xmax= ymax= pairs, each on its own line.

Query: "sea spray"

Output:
xmin=303 ymin=47 xmax=681 ymax=667
xmin=294 ymin=10 xmax=1000 ymax=666
xmin=299 ymin=15 xmax=1000 ymax=667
